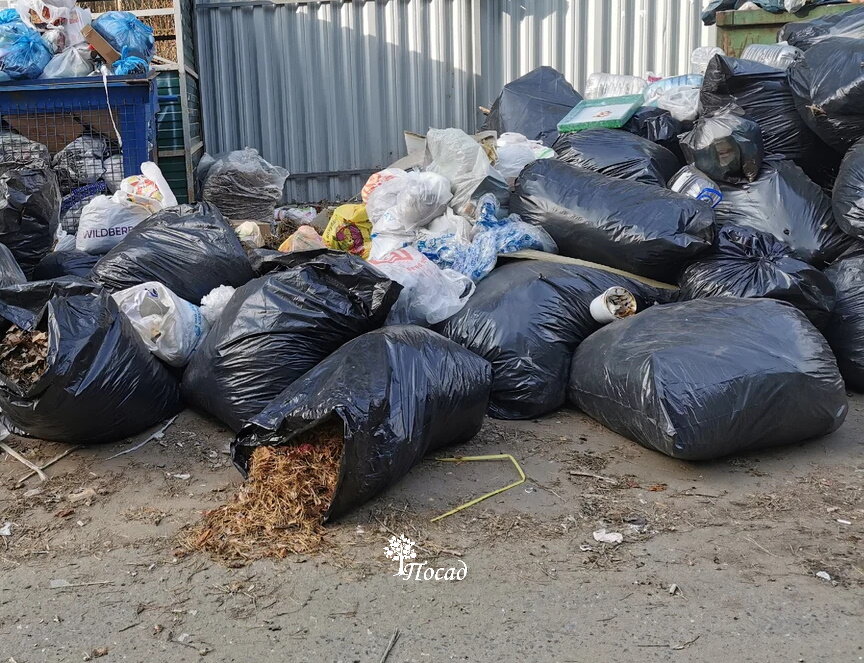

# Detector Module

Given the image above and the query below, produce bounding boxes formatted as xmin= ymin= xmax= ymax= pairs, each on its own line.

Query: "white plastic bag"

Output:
xmin=657 ymin=86 xmax=701 ymax=122
xmin=369 ymin=246 xmax=474 ymax=326
xmin=365 ymin=169 xmax=451 ymax=229
xmin=199 ymin=284 xmax=236 ymax=325
xmin=75 ymin=194 xmax=152 ymax=254
xmin=425 ymin=128 xmax=506 ymax=214
xmin=234 ymin=221 xmax=264 ymax=248
xmin=495 ymin=132 xmax=553 ymax=182
xmin=112 ymin=282 xmax=209 ymax=367
xmin=115 ymin=161 xmax=177 ymax=214
xmin=425 ymin=208 xmax=473 ymax=244
xmin=369 ymin=211 xmax=416 ymax=261
xmin=40 ymin=46 xmax=92 ymax=78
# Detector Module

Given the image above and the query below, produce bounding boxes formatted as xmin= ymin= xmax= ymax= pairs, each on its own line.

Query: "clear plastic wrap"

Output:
xmin=200 ymin=148 xmax=288 ymax=222
xmin=584 ymin=73 xmax=647 ymax=99
xmin=741 ymin=43 xmax=803 ymax=70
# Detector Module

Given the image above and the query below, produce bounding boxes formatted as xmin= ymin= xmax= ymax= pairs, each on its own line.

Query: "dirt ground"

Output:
xmin=1 ymin=397 xmax=863 ymax=663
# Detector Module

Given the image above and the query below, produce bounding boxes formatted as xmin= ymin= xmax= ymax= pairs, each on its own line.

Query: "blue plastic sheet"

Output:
xmin=92 ymin=11 xmax=154 ymax=62
xmin=112 ymin=51 xmax=148 ymax=75
xmin=0 ymin=9 xmax=22 ymax=24
xmin=417 ymin=194 xmax=557 ymax=282
xmin=0 ymin=22 xmax=51 ymax=80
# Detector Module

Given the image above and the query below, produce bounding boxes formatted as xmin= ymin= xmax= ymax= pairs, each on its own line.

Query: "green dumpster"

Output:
xmin=716 ymin=4 xmax=857 ymax=56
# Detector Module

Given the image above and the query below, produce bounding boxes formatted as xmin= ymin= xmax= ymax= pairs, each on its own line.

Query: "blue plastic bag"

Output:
xmin=0 ymin=22 xmax=51 ymax=80
xmin=92 ymin=11 xmax=154 ymax=62
xmin=417 ymin=195 xmax=558 ymax=282
xmin=0 ymin=9 xmax=22 ymax=25
xmin=112 ymin=51 xmax=148 ymax=75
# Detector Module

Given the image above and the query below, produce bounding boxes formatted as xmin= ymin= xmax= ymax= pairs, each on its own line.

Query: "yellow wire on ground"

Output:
xmin=430 ymin=454 xmax=526 ymax=523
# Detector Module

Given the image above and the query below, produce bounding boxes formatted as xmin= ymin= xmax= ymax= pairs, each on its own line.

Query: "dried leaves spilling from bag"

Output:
xmin=0 ymin=325 xmax=48 ymax=390
xmin=181 ymin=421 xmax=343 ymax=563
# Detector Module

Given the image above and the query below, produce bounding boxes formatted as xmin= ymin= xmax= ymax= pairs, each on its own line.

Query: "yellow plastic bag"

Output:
xmin=322 ymin=204 xmax=372 ymax=259
xmin=278 ymin=225 xmax=327 ymax=253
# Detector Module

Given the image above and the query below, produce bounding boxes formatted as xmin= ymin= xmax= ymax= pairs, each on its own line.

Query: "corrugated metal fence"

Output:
xmin=196 ymin=0 xmax=714 ymax=202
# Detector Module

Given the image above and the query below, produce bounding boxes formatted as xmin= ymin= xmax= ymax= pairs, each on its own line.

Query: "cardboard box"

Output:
xmin=82 ymin=24 xmax=120 ymax=65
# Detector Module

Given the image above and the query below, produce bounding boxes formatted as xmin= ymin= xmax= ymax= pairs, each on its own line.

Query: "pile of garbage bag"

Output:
xmin=181 ymin=251 xmax=402 ymax=431
xmin=0 ymin=4 xmax=156 ymax=81
xmin=2 ymin=35 xmax=863 ymax=528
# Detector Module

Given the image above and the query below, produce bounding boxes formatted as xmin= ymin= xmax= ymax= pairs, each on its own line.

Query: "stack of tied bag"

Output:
xmin=0 ymin=3 xmax=155 ymax=80
xmin=5 ymin=12 xmax=864 ymax=522
xmin=433 ymin=35 xmax=863 ymax=462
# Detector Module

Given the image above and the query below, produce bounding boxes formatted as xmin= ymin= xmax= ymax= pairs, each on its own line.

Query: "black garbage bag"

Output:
xmin=715 ymin=159 xmax=853 ymax=265
xmin=678 ymin=225 xmax=835 ymax=328
xmin=0 ymin=278 xmax=181 ymax=444
xmin=248 ymin=247 xmax=331 ymax=275
xmin=199 ymin=148 xmax=288 ymax=222
xmin=788 ymin=38 xmax=864 ymax=153
xmin=51 ymin=136 xmax=107 ymax=193
xmin=90 ymin=203 xmax=255 ymax=305
xmin=568 ymin=298 xmax=847 ymax=460
xmin=32 ymin=250 xmax=99 ymax=280
xmin=823 ymin=250 xmax=864 ymax=391
xmin=831 ymin=137 xmax=864 ymax=237
xmin=232 ymin=326 xmax=492 ymax=519
xmin=779 ymin=5 xmax=864 ymax=50
xmin=0 ymin=244 xmax=25 ymax=287
xmin=680 ymin=108 xmax=763 ymax=184
xmin=700 ymin=55 xmax=820 ymax=164
xmin=182 ymin=251 xmax=401 ymax=432
xmin=552 ymin=129 xmax=681 ymax=187
xmin=0 ymin=131 xmax=50 ymax=175
xmin=437 ymin=260 xmax=668 ymax=420
xmin=511 ymin=159 xmax=715 ymax=281
xmin=749 ymin=0 xmax=845 ymax=12
xmin=0 ymin=167 xmax=60 ymax=279
xmin=481 ymin=66 xmax=583 ymax=147
xmin=701 ymin=0 xmax=736 ymax=25
xmin=622 ymin=107 xmax=684 ymax=160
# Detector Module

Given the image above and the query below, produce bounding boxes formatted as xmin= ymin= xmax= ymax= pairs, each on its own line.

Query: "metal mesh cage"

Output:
xmin=0 ymin=75 xmax=158 ymax=235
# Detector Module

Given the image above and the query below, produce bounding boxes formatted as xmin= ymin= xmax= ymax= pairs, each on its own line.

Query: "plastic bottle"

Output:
xmin=668 ymin=166 xmax=723 ymax=208
xmin=690 ymin=46 xmax=724 ymax=75
xmin=741 ymin=43 xmax=803 ymax=70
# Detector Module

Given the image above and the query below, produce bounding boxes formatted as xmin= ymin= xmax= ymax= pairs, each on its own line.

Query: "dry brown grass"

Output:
xmin=181 ymin=422 xmax=343 ymax=563
xmin=0 ymin=326 xmax=48 ymax=390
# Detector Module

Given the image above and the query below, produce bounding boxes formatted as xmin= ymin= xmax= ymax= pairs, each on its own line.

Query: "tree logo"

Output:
xmin=383 ymin=533 xmax=468 ymax=581
xmin=383 ymin=534 xmax=417 ymax=577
